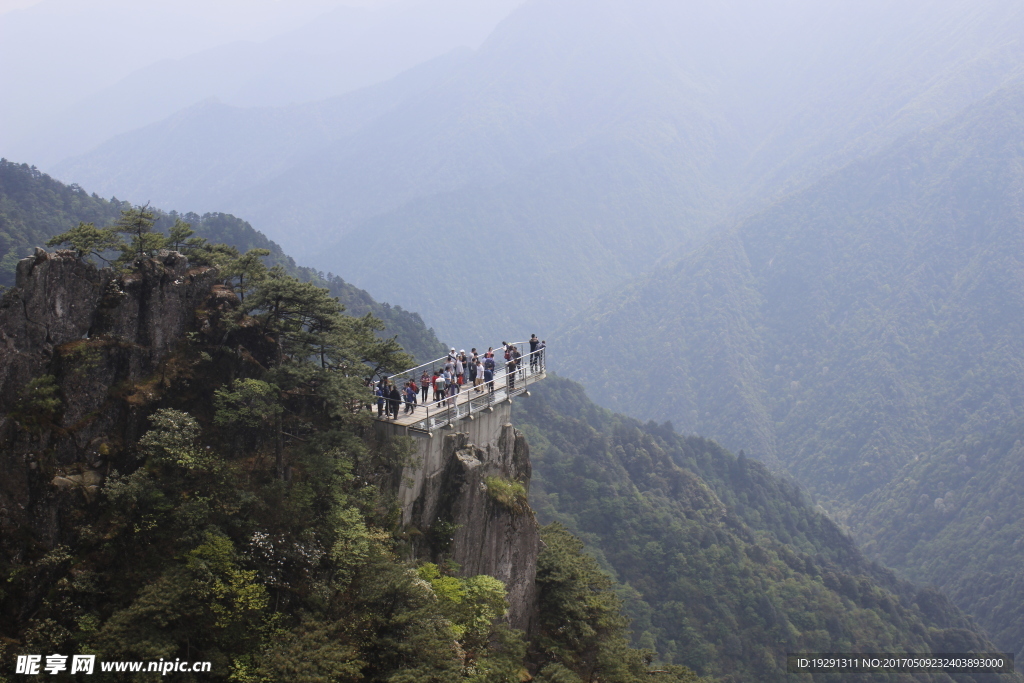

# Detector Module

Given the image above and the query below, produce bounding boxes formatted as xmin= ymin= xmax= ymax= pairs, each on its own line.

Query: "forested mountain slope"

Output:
xmin=0 ymin=248 xmax=694 ymax=682
xmin=515 ymin=377 xmax=1018 ymax=683
xmin=559 ymin=80 xmax=1024 ymax=655
xmin=853 ymin=417 xmax=1024 ymax=662
xmin=54 ymin=0 xmax=1024 ymax=343
xmin=0 ymin=160 xmax=445 ymax=361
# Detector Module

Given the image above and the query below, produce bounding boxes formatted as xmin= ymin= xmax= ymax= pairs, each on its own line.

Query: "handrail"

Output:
xmin=378 ymin=339 xmax=546 ymax=388
xmin=373 ymin=340 xmax=548 ymax=431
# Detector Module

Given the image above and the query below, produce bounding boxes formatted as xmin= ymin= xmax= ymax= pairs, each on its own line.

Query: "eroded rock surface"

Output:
xmin=0 ymin=249 xmax=218 ymax=549
xmin=403 ymin=423 xmax=540 ymax=632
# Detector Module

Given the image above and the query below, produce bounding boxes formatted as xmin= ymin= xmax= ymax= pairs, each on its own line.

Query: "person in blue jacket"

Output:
xmin=483 ymin=355 xmax=496 ymax=393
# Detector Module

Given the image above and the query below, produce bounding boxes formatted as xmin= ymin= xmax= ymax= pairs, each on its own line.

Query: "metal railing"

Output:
xmin=376 ymin=340 xmax=545 ymax=388
xmin=375 ymin=341 xmax=548 ymax=432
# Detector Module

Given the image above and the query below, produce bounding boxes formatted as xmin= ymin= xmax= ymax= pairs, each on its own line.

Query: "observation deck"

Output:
xmin=374 ymin=341 xmax=547 ymax=433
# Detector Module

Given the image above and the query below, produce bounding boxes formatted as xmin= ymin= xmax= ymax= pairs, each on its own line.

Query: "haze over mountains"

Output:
xmin=1 ymin=0 xmax=523 ymax=166
xmin=9 ymin=0 xmax=1024 ymax=665
xmin=2 ymin=163 xmax=1018 ymax=681
xmin=52 ymin=0 xmax=1024 ymax=345
xmin=561 ymin=77 xmax=1024 ymax=656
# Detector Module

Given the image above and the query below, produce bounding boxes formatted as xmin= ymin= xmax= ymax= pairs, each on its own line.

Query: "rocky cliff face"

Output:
xmin=401 ymin=423 xmax=540 ymax=632
xmin=381 ymin=393 xmax=543 ymax=632
xmin=0 ymin=249 xmax=219 ymax=552
xmin=2 ymin=249 xmax=542 ymax=633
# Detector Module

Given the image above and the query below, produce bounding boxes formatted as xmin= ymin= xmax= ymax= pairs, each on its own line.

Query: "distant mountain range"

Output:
xmin=559 ymin=80 xmax=1024 ymax=657
xmin=1 ymin=0 xmax=523 ymax=166
xmin=15 ymin=0 xmax=1024 ymax=660
xmin=52 ymin=0 xmax=1024 ymax=343
xmin=2 ymin=156 xmax=1016 ymax=676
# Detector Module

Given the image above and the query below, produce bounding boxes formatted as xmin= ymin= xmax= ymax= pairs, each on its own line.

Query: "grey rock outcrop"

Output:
xmin=397 ymin=416 xmax=540 ymax=633
xmin=0 ymin=249 xmax=218 ymax=548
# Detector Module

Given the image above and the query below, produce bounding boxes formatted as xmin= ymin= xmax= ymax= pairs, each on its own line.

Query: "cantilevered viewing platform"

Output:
xmin=375 ymin=341 xmax=547 ymax=433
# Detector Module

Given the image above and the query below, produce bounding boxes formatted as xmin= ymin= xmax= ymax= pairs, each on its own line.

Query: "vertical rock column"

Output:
xmin=404 ymin=419 xmax=540 ymax=633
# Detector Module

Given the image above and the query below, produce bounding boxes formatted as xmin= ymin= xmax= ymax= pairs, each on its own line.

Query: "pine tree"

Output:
xmin=112 ymin=204 xmax=166 ymax=261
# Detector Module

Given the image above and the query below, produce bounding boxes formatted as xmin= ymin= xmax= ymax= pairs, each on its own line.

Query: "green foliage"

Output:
xmin=253 ymin=616 xmax=363 ymax=682
xmin=516 ymin=376 xmax=1015 ymax=682
xmin=535 ymin=524 xmax=700 ymax=683
xmin=417 ymin=563 xmax=508 ymax=644
xmin=214 ymin=379 xmax=282 ymax=430
xmin=46 ymin=205 xmax=169 ymax=268
xmin=112 ymin=204 xmax=165 ymax=262
xmin=484 ymin=477 xmax=529 ymax=516
xmin=166 ymin=218 xmax=196 ymax=250
xmin=221 ymin=248 xmax=270 ymax=301
xmin=186 ymin=532 xmax=270 ymax=629
xmin=0 ymin=160 xmax=446 ymax=360
xmin=45 ymin=221 xmax=123 ymax=263
xmin=414 ymin=563 xmax=527 ymax=682
xmin=13 ymin=374 xmax=61 ymax=419
xmin=139 ymin=408 xmax=218 ymax=471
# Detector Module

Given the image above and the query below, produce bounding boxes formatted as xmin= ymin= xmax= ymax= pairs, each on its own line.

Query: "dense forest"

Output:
xmin=854 ymin=417 xmax=1024 ymax=661
xmin=559 ymin=81 xmax=1024 ymax=657
xmin=4 ymin=159 xmax=1017 ymax=682
xmin=0 ymin=159 xmax=444 ymax=362
xmin=515 ymin=377 xmax=1016 ymax=682
xmin=9 ymin=0 xmax=1024 ymax=679
xmin=0 ymin=211 xmax=695 ymax=682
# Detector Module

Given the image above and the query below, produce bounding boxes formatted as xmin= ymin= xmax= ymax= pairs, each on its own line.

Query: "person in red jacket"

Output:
xmin=420 ymin=370 xmax=430 ymax=403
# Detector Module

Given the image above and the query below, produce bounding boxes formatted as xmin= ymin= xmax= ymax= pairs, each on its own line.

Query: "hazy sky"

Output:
xmin=0 ymin=0 xmax=400 ymax=15
xmin=0 ymin=0 xmax=39 ymax=13
xmin=0 ymin=0 xmax=522 ymax=161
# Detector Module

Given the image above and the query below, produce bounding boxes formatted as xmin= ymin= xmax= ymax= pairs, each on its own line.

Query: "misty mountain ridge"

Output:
xmin=3 ymin=0 xmax=524 ymax=167
xmin=558 ymin=78 xmax=1024 ymax=656
xmin=517 ymin=376 xmax=1021 ymax=681
xmin=53 ymin=0 xmax=1024 ymax=345
xmin=0 ymin=158 xmax=1015 ymax=676
xmin=0 ymin=159 xmax=446 ymax=362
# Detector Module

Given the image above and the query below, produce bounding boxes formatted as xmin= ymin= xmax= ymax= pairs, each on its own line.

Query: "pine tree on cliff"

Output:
xmin=45 ymin=221 xmax=124 ymax=264
xmin=47 ymin=205 xmax=165 ymax=265
xmin=113 ymin=203 xmax=164 ymax=261
xmin=242 ymin=265 xmax=411 ymax=478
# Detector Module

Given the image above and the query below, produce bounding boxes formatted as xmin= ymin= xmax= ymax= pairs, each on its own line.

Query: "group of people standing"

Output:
xmin=372 ymin=336 xmax=546 ymax=420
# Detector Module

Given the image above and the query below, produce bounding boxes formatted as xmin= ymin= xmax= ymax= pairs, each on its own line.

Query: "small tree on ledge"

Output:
xmin=113 ymin=203 xmax=165 ymax=263
xmin=46 ymin=222 xmax=125 ymax=265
